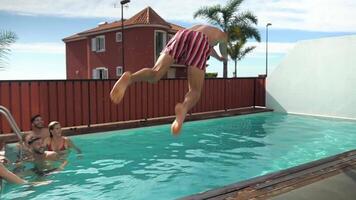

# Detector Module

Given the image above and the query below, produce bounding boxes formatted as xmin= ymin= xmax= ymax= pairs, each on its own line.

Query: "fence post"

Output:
xmin=87 ymin=80 xmax=91 ymax=127
xmin=224 ymin=78 xmax=227 ymax=111
xmin=253 ymin=78 xmax=256 ymax=108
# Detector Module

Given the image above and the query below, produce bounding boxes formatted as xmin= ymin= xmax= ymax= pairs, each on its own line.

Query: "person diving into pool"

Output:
xmin=110 ymin=24 xmax=228 ymax=135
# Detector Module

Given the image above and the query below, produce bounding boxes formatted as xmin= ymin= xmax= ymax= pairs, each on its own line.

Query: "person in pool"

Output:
xmin=110 ymin=24 xmax=228 ymax=135
xmin=1 ymin=140 xmax=52 ymax=185
xmin=0 ymin=163 xmax=27 ymax=184
xmin=45 ymin=121 xmax=81 ymax=154
xmin=0 ymin=141 xmax=9 ymax=164
xmin=30 ymin=114 xmax=50 ymax=143
xmin=0 ymin=142 xmax=24 ymax=184
xmin=25 ymin=135 xmax=68 ymax=175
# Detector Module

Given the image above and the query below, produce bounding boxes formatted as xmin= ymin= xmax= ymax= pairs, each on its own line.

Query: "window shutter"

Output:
xmin=103 ymin=68 xmax=108 ymax=79
xmin=92 ymin=69 xmax=98 ymax=79
xmin=91 ymin=38 xmax=96 ymax=52
xmin=101 ymin=36 xmax=105 ymax=51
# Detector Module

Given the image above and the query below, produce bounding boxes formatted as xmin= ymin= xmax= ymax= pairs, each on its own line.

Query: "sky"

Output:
xmin=0 ymin=0 xmax=356 ymax=80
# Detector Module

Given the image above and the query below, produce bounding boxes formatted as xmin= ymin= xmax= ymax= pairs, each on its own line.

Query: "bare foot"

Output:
xmin=171 ymin=103 xmax=187 ymax=135
xmin=110 ymin=72 xmax=131 ymax=104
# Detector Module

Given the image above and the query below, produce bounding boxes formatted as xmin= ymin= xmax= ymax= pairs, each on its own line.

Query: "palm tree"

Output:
xmin=229 ymin=39 xmax=256 ymax=77
xmin=194 ymin=0 xmax=260 ymax=77
xmin=228 ymin=16 xmax=261 ymax=77
xmin=0 ymin=30 xmax=17 ymax=68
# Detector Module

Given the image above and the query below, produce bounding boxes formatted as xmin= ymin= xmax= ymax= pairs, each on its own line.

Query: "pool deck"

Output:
xmin=180 ymin=149 xmax=356 ymax=200
xmin=0 ymin=107 xmax=272 ymax=143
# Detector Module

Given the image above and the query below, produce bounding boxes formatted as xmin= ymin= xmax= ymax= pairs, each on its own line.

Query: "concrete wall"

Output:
xmin=267 ymin=35 xmax=356 ymax=119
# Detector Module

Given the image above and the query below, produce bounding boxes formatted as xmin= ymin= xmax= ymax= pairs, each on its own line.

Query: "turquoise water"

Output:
xmin=2 ymin=112 xmax=356 ymax=199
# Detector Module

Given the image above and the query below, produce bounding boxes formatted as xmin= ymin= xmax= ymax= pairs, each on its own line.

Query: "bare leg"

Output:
xmin=110 ymin=53 xmax=174 ymax=104
xmin=171 ymin=66 xmax=205 ymax=135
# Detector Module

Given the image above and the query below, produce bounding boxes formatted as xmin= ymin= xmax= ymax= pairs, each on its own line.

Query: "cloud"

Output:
xmin=214 ymin=41 xmax=296 ymax=59
xmin=247 ymin=42 xmax=296 ymax=54
xmin=0 ymin=0 xmax=221 ymax=20
xmin=242 ymin=0 xmax=356 ymax=32
xmin=11 ymin=42 xmax=65 ymax=54
xmin=1 ymin=0 xmax=356 ymax=32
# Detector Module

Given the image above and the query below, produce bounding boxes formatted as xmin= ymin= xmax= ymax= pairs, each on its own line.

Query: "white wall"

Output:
xmin=267 ymin=35 xmax=356 ymax=119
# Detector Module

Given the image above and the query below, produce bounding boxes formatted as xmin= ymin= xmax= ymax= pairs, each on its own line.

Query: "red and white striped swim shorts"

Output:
xmin=162 ymin=29 xmax=211 ymax=71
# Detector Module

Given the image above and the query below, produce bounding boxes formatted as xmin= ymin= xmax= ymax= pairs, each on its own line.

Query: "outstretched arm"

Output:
xmin=218 ymin=32 xmax=228 ymax=60
xmin=0 ymin=163 xmax=27 ymax=184
xmin=209 ymin=48 xmax=226 ymax=61
xmin=67 ymin=138 xmax=82 ymax=154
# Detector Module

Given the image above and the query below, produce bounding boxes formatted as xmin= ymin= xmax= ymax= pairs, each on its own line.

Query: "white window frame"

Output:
xmin=154 ymin=30 xmax=167 ymax=63
xmin=116 ymin=66 xmax=123 ymax=76
xmin=92 ymin=67 xmax=108 ymax=79
xmin=116 ymin=32 xmax=122 ymax=42
xmin=91 ymin=35 xmax=105 ymax=52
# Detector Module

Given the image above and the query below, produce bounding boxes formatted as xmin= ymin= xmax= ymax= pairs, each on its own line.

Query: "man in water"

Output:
xmin=30 ymin=114 xmax=50 ymax=142
xmin=110 ymin=24 xmax=228 ymax=135
xmin=26 ymin=136 xmax=68 ymax=175
xmin=0 ymin=142 xmax=26 ymax=184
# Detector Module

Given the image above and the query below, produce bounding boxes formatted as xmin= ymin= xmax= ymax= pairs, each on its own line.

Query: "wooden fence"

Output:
xmin=0 ymin=78 xmax=265 ymax=133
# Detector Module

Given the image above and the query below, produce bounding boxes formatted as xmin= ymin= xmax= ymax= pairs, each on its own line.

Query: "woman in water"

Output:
xmin=45 ymin=121 xmax=81 ymax=154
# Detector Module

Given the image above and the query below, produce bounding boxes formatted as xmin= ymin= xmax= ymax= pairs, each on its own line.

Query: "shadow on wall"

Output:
xmin=266 ymin=91 xmax=287 ymax=113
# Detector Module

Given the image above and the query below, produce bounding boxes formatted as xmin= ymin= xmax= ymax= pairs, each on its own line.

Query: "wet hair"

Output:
xmin=48 ymin=121 xmax=60 ymax=138
xmin=30 ymin=114 xmax=41 ymax=124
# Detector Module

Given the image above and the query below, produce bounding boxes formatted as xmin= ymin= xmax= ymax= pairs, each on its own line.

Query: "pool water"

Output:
xmin=1 ymin=112 xmax=356 ymax=199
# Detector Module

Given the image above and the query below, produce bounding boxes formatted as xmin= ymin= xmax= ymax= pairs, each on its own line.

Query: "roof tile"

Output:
xmin=63 ymin=7 xmax=185 ymax=42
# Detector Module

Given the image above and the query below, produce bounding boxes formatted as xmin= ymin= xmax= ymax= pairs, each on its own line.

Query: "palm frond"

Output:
xmin=224 ymin=0 xmax=244 ymax=19
xmin=193 ymin=5 xmax=223 ymax=28
xmin=234 ymin=11 xmax=258 ymax=25
xmin=241 ymin=24 xmax=261 ymax=42
xmin=0 ymin=30 xmax=18 ymax=68
xmin=0 ymin=30 xmax=17 ymax=48
xmin=228 ymin=39 xmax=256 ymax=61
xmin=193 ymin=0 xmax=259 ymax=77
xmin=230 ymin=22 xmax=261 ymax=42
xmin=238 ymin=46 xmax=256 ymax=61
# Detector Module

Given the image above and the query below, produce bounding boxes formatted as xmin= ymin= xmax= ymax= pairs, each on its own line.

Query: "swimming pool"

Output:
xmin=1 ymin=112 xmax=356 ymax=199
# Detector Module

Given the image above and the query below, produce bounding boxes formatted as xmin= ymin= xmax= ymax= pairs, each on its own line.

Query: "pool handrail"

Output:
xmin=0 ymin=105 xmax=23 ymax=160
xmin=0 ymin=106 xmax=23 ymax=142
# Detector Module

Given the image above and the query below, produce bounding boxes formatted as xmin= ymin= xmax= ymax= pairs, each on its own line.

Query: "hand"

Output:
xmin=0 ymin=156 xmax=9 ymax=164
xmin=31 ymin=180 xmax=53 ymax=186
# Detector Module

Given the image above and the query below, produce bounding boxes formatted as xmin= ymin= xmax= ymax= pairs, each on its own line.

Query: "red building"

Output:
xmin=63 ymin=7 xmax=187 ymax=80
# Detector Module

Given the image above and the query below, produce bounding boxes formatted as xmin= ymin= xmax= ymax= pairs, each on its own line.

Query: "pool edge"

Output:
xmin=1 ymin=107 xmax=273 ymax=143
xmin=178 ymin=149 xmax=356 ymax=200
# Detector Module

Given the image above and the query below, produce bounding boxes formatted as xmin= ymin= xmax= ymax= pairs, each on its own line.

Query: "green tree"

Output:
xmin=194 ymin=0 xmax=260 ymax=77
xmin=0 ymin=30 xmax=17 ymax=68
xmin=229 ymin=39 xmax=256 ymax=77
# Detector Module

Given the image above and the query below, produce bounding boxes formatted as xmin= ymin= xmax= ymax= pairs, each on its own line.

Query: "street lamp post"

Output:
xmin=266 ymin=23 xmax=272 ymax=77
xmin=121 ymin=0 xmax=130 ymax=71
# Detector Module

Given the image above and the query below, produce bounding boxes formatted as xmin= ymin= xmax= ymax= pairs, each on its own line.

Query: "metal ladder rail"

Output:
xmin=0 ymin=106 xmax=23 ymax=142
xmin=0 ymin=105 xmax=23 ymax=159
